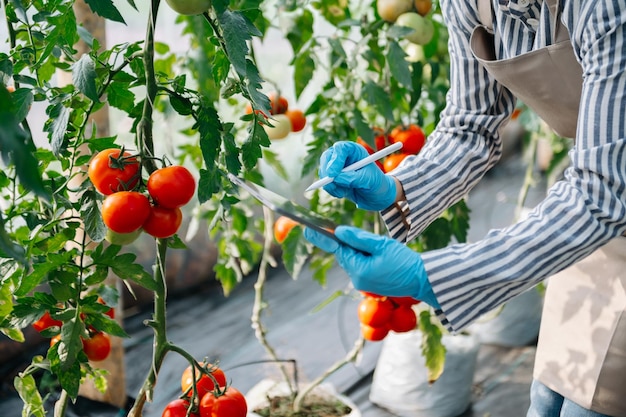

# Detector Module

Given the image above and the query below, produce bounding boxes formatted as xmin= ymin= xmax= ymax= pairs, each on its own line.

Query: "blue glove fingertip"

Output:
xmin=303 ymin=227 xmax=340 ymax=253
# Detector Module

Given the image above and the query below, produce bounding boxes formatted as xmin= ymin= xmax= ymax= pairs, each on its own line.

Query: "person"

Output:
xmin=303 ymin=0 xmax=626 ymax=416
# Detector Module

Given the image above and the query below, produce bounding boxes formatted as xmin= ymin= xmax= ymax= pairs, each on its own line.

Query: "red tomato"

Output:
xmin=373 ymin=127 xmax=388 ymax=151
xmin=355 ymin=140 xmax=384 ymax=170
xmin=273 ymin=216 xmax=300 ymax=244
xmin=389 ymin=296 xmax=421 ymax=307
xmin=82 ymin=332 xmax=111 ymax=362
xmin=357 ymin=297 xmax=394 ymax=328
xmin=361 ymin=324 xmax=389 ymax=342
xmin=101 ymin=191 xmax=151 ymax=233
xmin=390 ymin=124 xmax=426 ymax=154
xmin=284 ymin=109 xmax=306 ymax=132
xmin=142 ymin=206 xmax=183 ymax=239
xmin=97 ymin=297 xmax=115 ymax=319
xmin=88 ymin=149 xmax=140 ymax=195
xmin=199 ymin=386 xmax=247 ymax=417
xmin=388 ymin=305 xmax=418 ymax=333
xmin=162 ymin=398 xmax=200 ymax=417
xmin=33 ymin=311 xmax=62 ymax=332
xmin=181 ymin=362 xmax=227 ymax=399
xmin=268 ymin=92 xmax=289 ymax=115
xmin=147 ymin=166 xmax=196 ymax=209
xmin=383 ymin=153 xmax=410 ymax=173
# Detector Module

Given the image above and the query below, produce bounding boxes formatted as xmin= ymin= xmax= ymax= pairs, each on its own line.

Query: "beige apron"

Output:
xmin=471 ymin=0 xmax=626 ymax=415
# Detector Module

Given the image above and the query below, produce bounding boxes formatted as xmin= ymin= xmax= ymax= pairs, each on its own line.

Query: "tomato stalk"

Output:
xmin=250 ymin=206 xmax=298 ymax=396
xmin=126 ymin=1 xmax=174 ymax=415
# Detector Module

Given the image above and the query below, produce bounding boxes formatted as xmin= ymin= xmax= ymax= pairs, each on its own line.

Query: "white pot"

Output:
xmin=369 ymin=331 xmax=480 ymax=417
xmin=246 ymin=378 xmax=360 ymax=417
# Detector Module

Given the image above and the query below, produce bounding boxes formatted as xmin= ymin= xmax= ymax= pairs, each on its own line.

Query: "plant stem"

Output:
xmin=53 ymin=389 xmax=69 ymax=417
xmin=136 ymin=0 xmax=160 ymax=175
xmin=128 ymin=237 xmax=169 ymax=417
xmin=250 ymin=206 xmax=297 ymax=395
xmin=293 ymin=337 xmax=365 ymax=412
xmin=127 ymin=2 xmax=172 ymax=415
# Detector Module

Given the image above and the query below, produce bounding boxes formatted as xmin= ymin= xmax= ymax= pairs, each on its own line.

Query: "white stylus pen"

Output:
xmin=305 ymin=141 xmax=403 ymax=192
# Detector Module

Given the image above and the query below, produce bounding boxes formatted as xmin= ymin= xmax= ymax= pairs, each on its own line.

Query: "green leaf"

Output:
xmin=1 ymin=326 xmax=24 ymax=342
xmin=293 ymin=52 xmax=314 ymax=99
xmin=84 ymin=0 xmax=126 ymax=24
xmin=45 ymin=102 xmax=70 ymax=157
xmin=73 ymin=54 xmax=99 ymax=102
xmin=0 ymin=88 xmax=48 ymax=198
xmin=99 ymin=252 xmax=156 ymax=291
xmin=198 ymin=169 xmax=220 ymax=204
xmin=388 ymin=41 xmax=413 ymax=89
xmin=217 ymin=10 xmax=260 ymax=77
xmin=169 ymin=94 xmax=193 ymax=116
xmin=81 ymin=189 xmax=107 ymax=242
xmin=261 ymin=149 xmax=287 ymax=181
xmin=14 ymin=374 xmax=45 ymax=417
xmin=107 ymin=82 xmax=135 ymax=112
xmin=351 ymin=109 xmax=373 ymax=148
xmin=286 ymin=9 xmax=314 ymax=54
xmin=419 ymin=310 xmax=446 ymax=383
xmin=281 ymin=227 xmax=310 ymax=280
xmin=0 ymin=211 xmax=25 ymax=263
xmin=363 ymin=81 xmax=395 ymax=123
xmin=0 ymin=280 xmax=13 ymax=320
xmin=11 ymin=88 xmax=34 ymax=122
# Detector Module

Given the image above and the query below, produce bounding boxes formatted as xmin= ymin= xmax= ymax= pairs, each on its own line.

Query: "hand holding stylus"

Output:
xmin=306 ymin=141 xmax=403 ymax=211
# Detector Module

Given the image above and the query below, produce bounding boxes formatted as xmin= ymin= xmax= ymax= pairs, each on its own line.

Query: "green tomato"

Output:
xmin=164 ymin=0 xmax=211 ymax=15
xmin=105 ymin=228 xmax=142 ymax=245
xmin=396 ymin=12 xmax=435 ymax=45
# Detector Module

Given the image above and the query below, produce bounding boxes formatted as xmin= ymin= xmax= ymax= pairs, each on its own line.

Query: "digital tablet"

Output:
xmin=226 ymin=173 xmax=344 ymax=244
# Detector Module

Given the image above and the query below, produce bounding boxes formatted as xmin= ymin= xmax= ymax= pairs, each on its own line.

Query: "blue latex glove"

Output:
xmin=319 ymin=141 xmax=397 ymax=211
xmin=304 ymin=225 xmax=440 ymax=309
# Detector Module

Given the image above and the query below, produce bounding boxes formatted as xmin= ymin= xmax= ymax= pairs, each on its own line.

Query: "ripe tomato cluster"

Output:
xmin=36 ymin=298 xmax=115 ymax=362
xmin=357 ymin=292 xmax=420 ymax=342
xmin=162 ymin=362 xmax=248 ymax=417
xmin=245 ymin=92 xmax=307 ymax=140
xmin=357 ymin=123 xmax=426 ymax=173
xmin=88 ymin=149 xmax=196 ymax=241
xmin=273 ymin=215 xmax=300 ymax=244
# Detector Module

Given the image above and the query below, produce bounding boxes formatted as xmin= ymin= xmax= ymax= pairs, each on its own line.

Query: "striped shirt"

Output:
xmin=381 ymin=0 xmax=626 ymax=332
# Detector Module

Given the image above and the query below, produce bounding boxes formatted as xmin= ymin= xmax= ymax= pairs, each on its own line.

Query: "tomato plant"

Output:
xmin=88 ymin=149 xmax=140 ymax=195
xmin=101 ymin=191 xmax=152 ymax=233
xmin=163 ymin=398 xmax=200 ymax=417
xmin=147 ymin=166 xmax=196 ymax=209
xmin=199 ymin=386 xmax=248 ymax=417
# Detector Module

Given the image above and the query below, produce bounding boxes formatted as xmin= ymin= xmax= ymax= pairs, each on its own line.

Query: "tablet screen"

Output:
xmin=227 ymin=173 xmax=342 ymax=243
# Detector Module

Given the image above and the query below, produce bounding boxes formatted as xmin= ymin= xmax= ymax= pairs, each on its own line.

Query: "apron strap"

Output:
xmin=477 ymin=0 xmax=494 ymax=31
xmin=545 ymin=0 xmax=568 ymax=43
